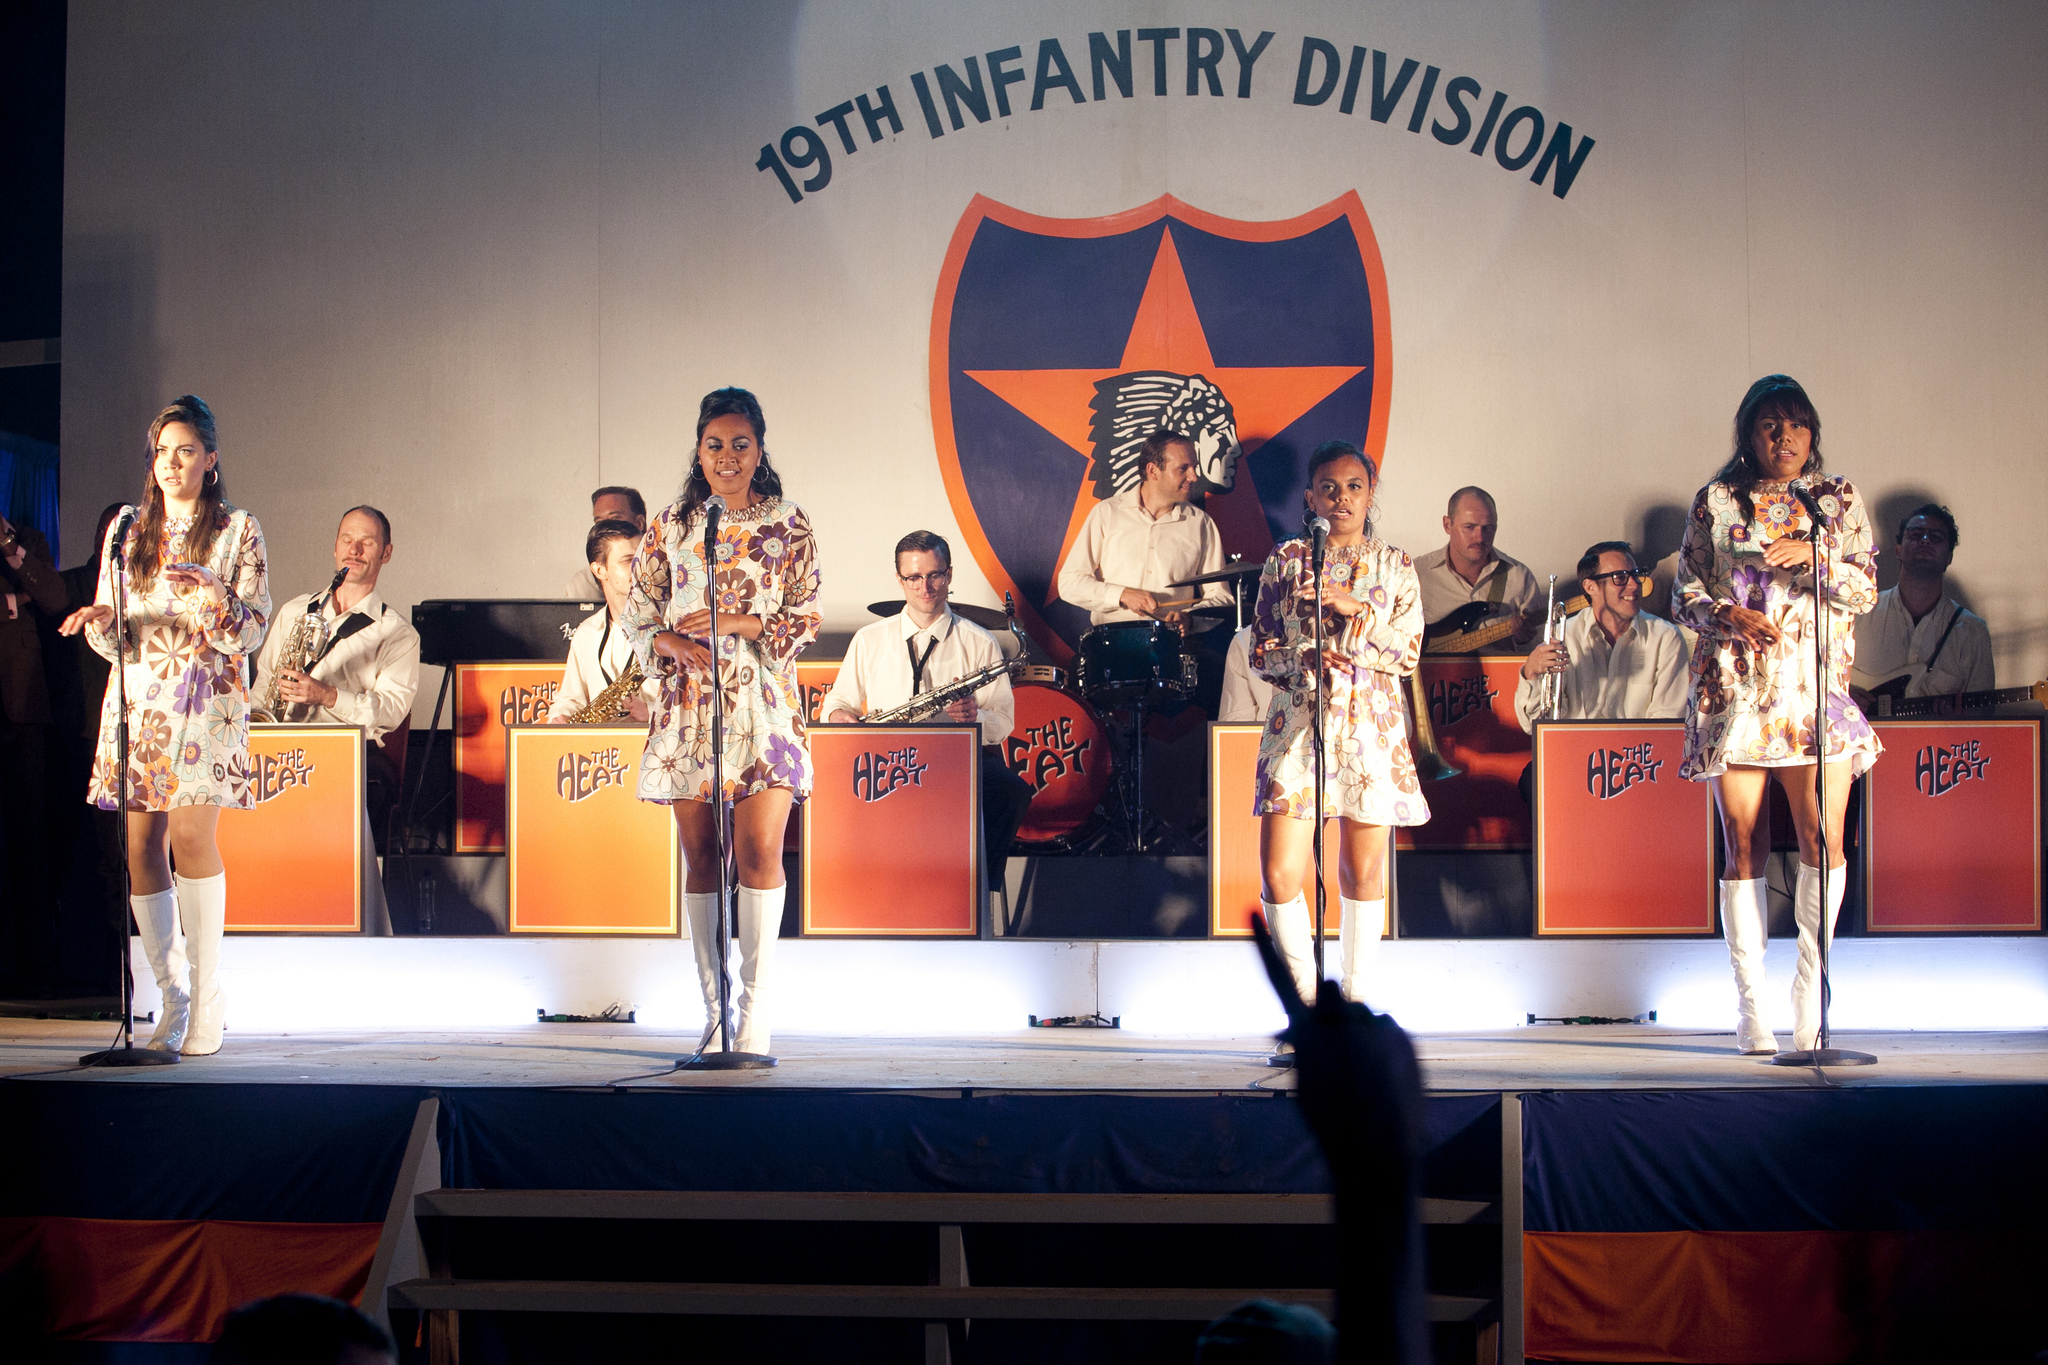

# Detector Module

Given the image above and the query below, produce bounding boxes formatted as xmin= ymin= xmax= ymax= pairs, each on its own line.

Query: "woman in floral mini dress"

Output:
xmin=622 ymin=387 xmax=821 ymax=1056
xmin=1251 ymin=441 xmax=1429 ymax=1012
xmin=1674 ymin=374 xmax=1880 ymax=1055
xmin=59 ymin=396 xmax=270 ymax=1056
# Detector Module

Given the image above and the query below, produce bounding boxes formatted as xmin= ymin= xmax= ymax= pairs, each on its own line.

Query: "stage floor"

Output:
xmin=4 ymin=1018 xmax=2045 ymax=1092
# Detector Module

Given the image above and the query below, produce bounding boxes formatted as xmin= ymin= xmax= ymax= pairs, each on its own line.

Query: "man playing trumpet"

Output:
xmin=549 ymin=519 xmax=658 ymax=724
xmin=823 ymin=531 xmax=1034 ymax=879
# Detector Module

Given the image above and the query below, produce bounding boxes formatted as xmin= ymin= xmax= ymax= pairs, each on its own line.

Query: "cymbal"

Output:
xmin=867 ymin=599 xmax=1014 ymax=633
xmin=1178 ymin=608 xmax=1232 ymax=635
xmin=1170 ymin=562 xmax=1264 ymax=588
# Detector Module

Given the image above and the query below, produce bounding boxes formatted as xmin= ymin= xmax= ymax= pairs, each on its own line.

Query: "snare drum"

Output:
xmin=1074 ymin=621 xmax=1190 ymax=703
xmin=1004 ymin=682 xmax=1113 ymax=848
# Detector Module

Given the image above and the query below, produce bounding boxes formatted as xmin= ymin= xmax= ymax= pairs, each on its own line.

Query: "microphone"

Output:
xmin=1308 ymin=516 xmax=1331 ymax=574
xmin=703 ymin=493 xmax=726 ymax=552
xmin=109 ymin=507 xmax=137 ymax=566
xmin=1789 ymin=479 xmax=1826 ymax=526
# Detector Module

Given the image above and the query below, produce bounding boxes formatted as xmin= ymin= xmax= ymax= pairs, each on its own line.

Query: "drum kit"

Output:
xmin=870 ymin=559 xmax=1265 ymax=854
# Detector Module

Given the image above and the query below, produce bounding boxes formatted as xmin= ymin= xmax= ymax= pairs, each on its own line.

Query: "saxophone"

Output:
xmin=561 ymin=657 xmax=647 ymax=724
xmin=863 ymin=599 xmax=1028 ymax=724
xmin=252 ymin=569 xmax=345 ymax=723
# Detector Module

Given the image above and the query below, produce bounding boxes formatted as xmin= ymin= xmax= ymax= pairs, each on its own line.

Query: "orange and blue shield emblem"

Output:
xmin=929 ymin=192 xmax=1393 ymax=661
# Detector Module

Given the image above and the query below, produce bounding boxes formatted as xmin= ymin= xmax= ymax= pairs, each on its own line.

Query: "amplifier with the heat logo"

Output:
xmin=504 ymin=725 xmax=676 ymax=935
xmin=1532 ymin=720 xmax=1715 ymax=935
xmin=220 ymin=724 xmax=365 ymax=932
xmin=452 ymin=662 xmax=565 ymax=853
xmin=1866 ymin=719 xmax=2041 ymax=932
xmin=801 ymin=723 xmax=981 ymax=935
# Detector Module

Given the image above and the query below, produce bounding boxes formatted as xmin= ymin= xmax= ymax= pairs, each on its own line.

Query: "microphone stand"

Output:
xmin=1772 ymin=485 xmax=1875 ymax=1068
xmin=681 ymin=495 xmax=774 ymax=1070
xmin=82 ymin=515 xmax=178 ymax=1067
xmin=1310 ymin=518 xmax=1330 ymax=983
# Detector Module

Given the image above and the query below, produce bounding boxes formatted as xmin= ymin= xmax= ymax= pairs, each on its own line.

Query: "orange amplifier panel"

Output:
xmin=221 ymin=725 xmax=363 ymax=932
xmin=802 ymin=724 xmax=981 ymax=936
xmin=505 ymin=725 xmax=676 ymax=935
xmin=1207 ymin=724 xmax=1350 ymax=938
xmin=1865 ymin=719 xmax=2042 ymax=932
xmin=795 ymin=659 xmax=841 ymax=724
xmin=1398 ymin=655 xmax=1531 ymax=850
xmin=454 ymin=661 xmax=565 ymax=853
xmin=1532 ymin=721 xmax=1716 ymax=936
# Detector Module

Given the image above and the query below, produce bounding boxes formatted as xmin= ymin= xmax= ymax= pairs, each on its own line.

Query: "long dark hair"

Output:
xmin=132 ymin=395 xmax=230 ymax=587
xmin=1709 ymin=375 xmax=1824 ymax=525
xmin=674 ymin=387 xmax=784 ymax=528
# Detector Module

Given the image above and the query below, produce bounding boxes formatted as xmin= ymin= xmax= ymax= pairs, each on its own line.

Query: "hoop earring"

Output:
xmin=205 ymin=467 xmax=219 ymax=488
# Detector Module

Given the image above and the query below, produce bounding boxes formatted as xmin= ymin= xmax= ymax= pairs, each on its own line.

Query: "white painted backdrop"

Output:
xmin=62 ymin=0 xmax=2048 ymax=720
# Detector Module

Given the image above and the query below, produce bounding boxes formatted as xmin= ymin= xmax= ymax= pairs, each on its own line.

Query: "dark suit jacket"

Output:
xmin=0 ymin=526 xmax=66 ymax=725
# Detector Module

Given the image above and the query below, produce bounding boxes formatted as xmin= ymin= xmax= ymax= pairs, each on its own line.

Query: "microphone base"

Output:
xmin=677 ymin=1051 xmax=778 ymax=1071
xmin=1769 ymin=1047 xmax=1877 ymax=1068
xmin=80 ymin=1045 xmax=181 ymax=1068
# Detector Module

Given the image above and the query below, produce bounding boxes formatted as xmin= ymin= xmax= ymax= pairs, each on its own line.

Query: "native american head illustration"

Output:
xmin=1085 ymin=371 xmax=1242 ymax=501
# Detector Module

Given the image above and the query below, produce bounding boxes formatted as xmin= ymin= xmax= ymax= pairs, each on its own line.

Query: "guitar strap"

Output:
xmin=1921 ymin=600 xmax=1963 ymax=673
xmin=1483 ymin=560 xmax=1508 ymax=606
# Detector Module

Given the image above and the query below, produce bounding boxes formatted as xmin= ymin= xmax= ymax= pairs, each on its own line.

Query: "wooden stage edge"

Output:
xmin=4 ymin=1019 xmax=2045 ymax=1093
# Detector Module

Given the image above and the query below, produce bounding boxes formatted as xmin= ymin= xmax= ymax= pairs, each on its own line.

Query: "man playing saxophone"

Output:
xmin=252 ymin=505 xmax=422 ymax=864
xmin=549 ymin=519 xmax=656 ymax=724
xmin=822 ymin=531 xmax=1034 ymax=880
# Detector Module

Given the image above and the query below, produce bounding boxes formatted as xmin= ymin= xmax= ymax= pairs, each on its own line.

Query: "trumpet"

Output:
xmin=1538 ymin=573 xmax=1566 ymax=721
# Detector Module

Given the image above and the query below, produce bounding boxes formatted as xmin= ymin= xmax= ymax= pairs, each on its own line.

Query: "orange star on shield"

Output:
xmin=963 ymin=225 xmax=1365 ymax=584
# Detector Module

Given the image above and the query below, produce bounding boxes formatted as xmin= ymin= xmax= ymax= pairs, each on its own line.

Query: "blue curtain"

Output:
xmin=0 ymin=429 xmax=61 ymax=562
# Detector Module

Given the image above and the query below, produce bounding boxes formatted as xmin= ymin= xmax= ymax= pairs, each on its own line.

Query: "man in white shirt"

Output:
xmin=1414 ymin=486 xmax=1540 ymax=647
xmin=254 ymin=507 xmax=423 ymax=928
xmin=1513 ymin=542 xmax=1688 ymax=803
xmin=1850 ymin=504 xmax=1994 ymax=710
xmin=564 ymin=486 xmax=646 ymax=601
xmin=1056 ymin=431 xmax=1232 ymax=625
xmin=1217 ymin=625 xmax=1277 ymax=724
xmin=823 ymin=531 xmax=1034 ymax=877
xmin=1514 ymin=542 xmax=1688 ymax=732
xmin=548 ymin=520 xmax=657 ymax=723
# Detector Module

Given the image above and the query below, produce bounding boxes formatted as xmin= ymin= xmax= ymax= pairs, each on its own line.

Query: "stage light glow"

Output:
xmin=157 ymin=933 xmax=2048 ymax=1037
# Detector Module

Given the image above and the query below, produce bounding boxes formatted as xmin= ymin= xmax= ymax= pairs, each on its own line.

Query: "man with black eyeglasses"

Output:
xmin=822 ymin=530 xmax=1034 ymax=880
xmin=1514 ymin=541 xmax=1688 ymax=733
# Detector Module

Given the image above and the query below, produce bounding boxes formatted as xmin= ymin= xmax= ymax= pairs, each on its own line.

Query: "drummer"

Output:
xmin=823 ymin=531 xmax=1034 ymax=886
xmin=1056 ymin=429 xmax=1234 ymax=626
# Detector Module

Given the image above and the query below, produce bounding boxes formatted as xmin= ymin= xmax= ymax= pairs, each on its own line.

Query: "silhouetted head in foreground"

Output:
xmin=211 ymin=1294 xmax=396 ymax=1365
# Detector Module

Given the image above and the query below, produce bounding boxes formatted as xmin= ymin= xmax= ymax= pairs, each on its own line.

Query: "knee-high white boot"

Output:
xmin=1721 ymin=877 xmax=1776 ymax=1054
xmin=175 ymin=871 xmax=227 ymax=1056
xmin=1338 ymin=897 xmax=1386 ymax=1006
xmin=734 ymin=883 xmax=782 ymax=1056
xmin=1791 ymin=862 xmax=1845 ymax=1052
xmin=683 ymin=890 xmax=726 ymax=1050
xmin=130 ymin=888 xmax=189 ymax=1051
xmin=1262 ymin=894 xmax=1320 ymax=1004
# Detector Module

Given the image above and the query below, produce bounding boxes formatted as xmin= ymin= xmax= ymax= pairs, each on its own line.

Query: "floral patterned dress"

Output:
xmin=621 ymin=495 xmax=822 ymax=804
xmin=1251 ymin=537 xmax=1430 ymax=826
xmin=1673 ymin=476 xmax=1882 ymax=780
xmin=86 ymin=506 xmax=270 ymax=810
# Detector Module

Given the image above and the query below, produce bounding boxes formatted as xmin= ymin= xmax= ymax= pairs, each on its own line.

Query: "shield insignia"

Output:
xmin=930 ymin=192 xmax=1392 ymax=662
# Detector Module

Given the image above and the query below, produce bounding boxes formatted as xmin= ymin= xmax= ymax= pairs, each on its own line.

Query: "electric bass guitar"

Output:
xmin=1421 ymin=574 xmax=1656 ymax=655
xmin=1860 ymin=668 xmax=2048 ymax=719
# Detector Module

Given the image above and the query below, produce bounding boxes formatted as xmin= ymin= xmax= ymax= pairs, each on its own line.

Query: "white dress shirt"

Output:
xmin=1414 ymin=546 xmax=1540 ymax=626
xmin=564 ymin=564 xmax=604 ymax=601
xmin=1218 ymin=625 xmax=1277 ymax=724
xmin=253 ymin=588 xmax=420 ymax=744
xmin=551 ymin=605 xmax=660 ymax=720
xmin=1512 ymin=608 xmax=1690 ymax=733
xmin=1851 ymin=587 xmax=1994 ymax=698
xmin=821 ymin=607 xmax=1015 ymax=746
xmin=1056 ymin=489 xmax=1232 ymax=625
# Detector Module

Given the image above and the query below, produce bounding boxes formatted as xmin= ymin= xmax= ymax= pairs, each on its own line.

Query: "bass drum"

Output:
xmin=1003 ymin=681 xmax=1114 ymax=849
